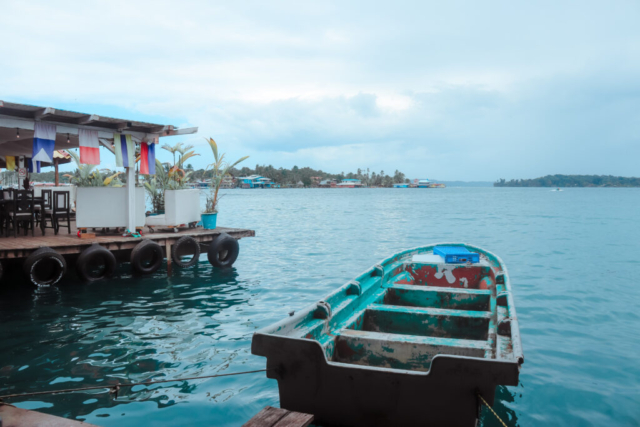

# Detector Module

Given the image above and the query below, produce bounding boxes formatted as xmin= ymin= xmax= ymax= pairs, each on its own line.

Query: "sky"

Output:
xmin=1 ymin=0 xmax=639 ymax=181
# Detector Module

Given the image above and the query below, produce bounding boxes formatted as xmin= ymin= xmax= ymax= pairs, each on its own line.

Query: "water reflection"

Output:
xmin=479 ymin=385 xmax=521 ymax=427
xmin=0 ymin=262 xmax=252 ymax=421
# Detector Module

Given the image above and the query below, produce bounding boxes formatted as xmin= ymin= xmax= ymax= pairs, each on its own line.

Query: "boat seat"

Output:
xmin=358 ymin=304 xmax=491 ymax=341
xmin=369 ymin=304 xmax=491 ymax=319
xmin=382 ymin=284 xmax=491 ymax=311
xmin=333 ymin=329 xmax=489 ymax=371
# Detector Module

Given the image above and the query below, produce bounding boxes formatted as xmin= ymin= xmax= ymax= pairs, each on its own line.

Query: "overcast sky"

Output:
xmin=1 ymin=0 xmax=639 ymax=180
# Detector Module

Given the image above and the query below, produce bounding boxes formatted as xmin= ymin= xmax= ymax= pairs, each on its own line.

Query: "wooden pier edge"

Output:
xmin=243 ymin=406 xmax=314 ymax=427
xmin=0 ymin=226 xmax=255 ymax=260
xmin=0 ymin=403 xmax=99 ymax=426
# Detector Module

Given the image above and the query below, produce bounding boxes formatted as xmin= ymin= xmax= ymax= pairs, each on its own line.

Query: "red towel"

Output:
xmin=140 ymin=142 xmax=149 ymax=175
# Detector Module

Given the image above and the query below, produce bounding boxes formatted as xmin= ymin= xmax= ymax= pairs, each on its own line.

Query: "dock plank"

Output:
xmin=0 ymin=403 xmax=99 ymax=426
xmin=273 ymin=412 xmax=314 ymax=427
xmin=243 ymin=406 xmax=289 ymax=427
xmin=243 ymin=406 xmax=314 ymax=427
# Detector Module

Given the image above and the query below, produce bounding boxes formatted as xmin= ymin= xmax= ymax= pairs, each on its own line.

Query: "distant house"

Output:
xmin=337 ymin=178 xmax=363 ymax=188
xmin=296 ymin=180 xmax=304 ymax=188
xmin=318 ymin=179 xmax=337 ymax=188
xmin=417 ymin=179 xmax=430 ymax=188
xmin=310 ymin=176 xmax=322 ymax=187
xmin=238 ymin=175 xmax=274 ymax=188
xmin=221 ymin=175 xmax=235 ymax=189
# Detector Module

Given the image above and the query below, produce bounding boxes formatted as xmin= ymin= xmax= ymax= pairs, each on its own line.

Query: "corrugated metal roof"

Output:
xmin=0 ymin=100 xmax=198 ymax=158
xmin=0 ymin=101 xmax=172 ymax=134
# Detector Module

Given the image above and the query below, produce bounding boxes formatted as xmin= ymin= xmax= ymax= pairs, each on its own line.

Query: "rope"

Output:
xmin=0 ymin=369 xmax=269 ymax=401
xmin=477 ymin=392 xmax=509 ymax=427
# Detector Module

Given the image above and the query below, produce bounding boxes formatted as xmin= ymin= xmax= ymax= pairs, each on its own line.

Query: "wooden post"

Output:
xmin=126 ymin=166 xmax=136 ymax=232
xmin=18 ymin=156 xmax=26 ymax=190
xmin=165 ymin=240 xmax=172 ymax=276
xmin=54 ymin=158 xmax=59 ymax=186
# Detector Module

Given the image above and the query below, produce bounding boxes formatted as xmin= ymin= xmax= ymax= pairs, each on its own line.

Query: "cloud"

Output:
xmin=1 ymin=0 xmax=640 ymax=180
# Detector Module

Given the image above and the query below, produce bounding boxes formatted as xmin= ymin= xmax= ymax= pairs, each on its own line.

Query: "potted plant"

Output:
xmin=202 ymin=138 xmax=248 ymax=229
xmin=143 ymin=159 xmax=169 ymax=215
xmin=144 ymin=145 xmax=201 ymax=224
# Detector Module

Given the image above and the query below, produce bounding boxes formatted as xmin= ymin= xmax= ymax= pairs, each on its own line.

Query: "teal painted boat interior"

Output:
xmin=254 ymin=244 xmax=522 ymax=374
xmin=1 ymin=188 xmax=639 ymax=426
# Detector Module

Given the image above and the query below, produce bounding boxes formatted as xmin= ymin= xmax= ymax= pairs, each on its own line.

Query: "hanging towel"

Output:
xmin=5 ymin=156 xmax=16 ymax=170
xmin=79 ymin=129 xmax=100 ymax=165
xmin=148 ymin=142 xmax=155 ymax=175
xmin=140 ymin=142 xmax=149 ymax=174
xmin=114 ymin=133 xmax=135 ymax=168
xmin=28 ymin=159 xmax=41 ymax=173
xmin=139 ymin=141 xmax=156 ymax=175
xmin=32 ymin=122 xmax=57 ymax=163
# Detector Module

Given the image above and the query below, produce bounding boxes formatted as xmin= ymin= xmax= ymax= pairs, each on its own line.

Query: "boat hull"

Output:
xmin=253 ymin=335 xmax=518 ymax=426
xmin=252 ymin=244 xmax=523 ymax=426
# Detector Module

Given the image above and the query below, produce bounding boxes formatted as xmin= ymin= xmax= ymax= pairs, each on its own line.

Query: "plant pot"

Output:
xmin=76 ymin=187 xmax=146 ymax=228
xmin=201 ymin=212 xmax=218 ymax=230
xmin=164 ymin=189 xmax=200 ymax=224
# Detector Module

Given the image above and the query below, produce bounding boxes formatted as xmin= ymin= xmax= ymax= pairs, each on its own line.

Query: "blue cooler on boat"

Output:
xmin=434 ymin=246 xmax=480 ymax=264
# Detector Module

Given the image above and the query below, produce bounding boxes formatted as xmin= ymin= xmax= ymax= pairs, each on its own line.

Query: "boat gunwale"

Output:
xmin=253 ymin=331 xmax=522 ymax=377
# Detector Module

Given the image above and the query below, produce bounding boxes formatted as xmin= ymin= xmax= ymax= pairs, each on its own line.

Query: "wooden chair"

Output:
xmin=3 ymin=188 xmax=15 ymax=201
xmin=36 ymin=189 xmax=52 ymax=229
xmin=0 ymin=191 xmax=7 ymax=236
xmin=42 ymin=189 xmax=52 ymax=209
xmin=9 ymin=190 xmax=35 ymax=237
xmin=49 ymin=191 xmax=72 ymax=235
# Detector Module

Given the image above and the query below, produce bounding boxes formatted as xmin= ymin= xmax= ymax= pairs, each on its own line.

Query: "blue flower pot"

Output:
xmin=201 ymin=213 xmax=217 ymax=230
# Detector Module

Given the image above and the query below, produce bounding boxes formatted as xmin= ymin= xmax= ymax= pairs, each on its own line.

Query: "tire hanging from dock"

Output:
xmin=76 ymin=244 xmax=117 ymax=281
xmin=23 ymin=247 xmax=67 ymax=286
xmin=130 ymin=240 xmax=164 ymax=275
xmin=171 ymin=236 xmax=201 ymax=268
xmin=207 ymin=233 xmax=240 ymax=268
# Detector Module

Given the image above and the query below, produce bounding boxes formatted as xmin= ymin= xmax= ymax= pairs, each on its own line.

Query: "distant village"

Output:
xmin=198 ymin=175 xmax=445 ymax=189
xmin=28 ymin=164 xmax=446 ymax=189
xmin=189 ymin=165 xmax=446 ymax=189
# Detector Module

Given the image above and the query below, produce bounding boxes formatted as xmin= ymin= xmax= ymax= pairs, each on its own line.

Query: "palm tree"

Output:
xmin=161 ymin=142 xmax=183 ymax=167
xmin=176 ymin=143 xmax=195 ymax=165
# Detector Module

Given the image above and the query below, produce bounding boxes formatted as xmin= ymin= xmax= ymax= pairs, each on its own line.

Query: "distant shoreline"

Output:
xmin=494 ymin=174 xmax=640 ymax=188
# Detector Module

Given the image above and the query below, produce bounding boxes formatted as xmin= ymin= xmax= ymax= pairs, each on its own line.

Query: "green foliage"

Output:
xmin=28 ymin=171 xmax=57 ymax=182
xmin=161 ymin=142 xmax=199 ymax=190
xmin=143 ymin=143 xmax=200 ymax=213
xmin=188 ymin=164 xmax=410 ymax=188
xmin=143 ymin=159 xmax=170 ymax=212
xmin=494 ymin=175 xmax=640 ymax=187
xmin=64 ymin=151 xmax=122 ymax=187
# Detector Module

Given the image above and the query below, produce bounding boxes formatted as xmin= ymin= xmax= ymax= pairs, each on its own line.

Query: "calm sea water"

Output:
xmin=1 ymin=188 xmax=639 ymax=426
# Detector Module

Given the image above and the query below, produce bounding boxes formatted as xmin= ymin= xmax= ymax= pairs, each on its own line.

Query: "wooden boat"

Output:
xmin=252 ymin=244 xmax=524 ymax=427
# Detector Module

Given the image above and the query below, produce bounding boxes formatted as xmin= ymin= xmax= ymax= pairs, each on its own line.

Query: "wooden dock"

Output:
xmin=0 ymin=225 xmax=255 ymax=260
xmin=0 ymin=403 xmax=99 ymax=426
xmin=243 ymin=406 xmax=314 ymax=427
